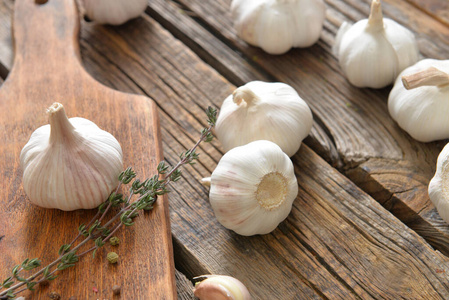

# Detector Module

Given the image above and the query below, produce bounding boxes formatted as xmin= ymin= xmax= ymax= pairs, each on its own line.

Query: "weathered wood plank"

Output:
xmin=176 ymin=269 xmax=194 ymax=300
xmin=404 ymin=0 xmax=449 ymax=27
xmin=147 ymin=0 xmax=449 ymax=255
xmin=0 ymin=1 xmax=11 ymax=71
xmin=1 ymin=1 xmax=449 ymax=299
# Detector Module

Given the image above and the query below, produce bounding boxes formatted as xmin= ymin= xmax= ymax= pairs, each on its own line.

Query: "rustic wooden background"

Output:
xmin=1 ymin=0 xmax=449 ymax=299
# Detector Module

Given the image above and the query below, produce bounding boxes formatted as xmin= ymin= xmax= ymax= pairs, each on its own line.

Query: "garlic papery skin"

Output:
xmin=333 ymin=0 xmax=419 ymax=88
xmin=82 ymin=0 xmax=147 ymax=25
xmin=429 ymin=143 xmax=449 ymax=223
xmin=230 ymin=0 xmax=325 ymax=55
xmin=193 ymin=275 xmax=251 ymax=300
xmin=20 ymin=103 xmax=123 ymax=211
xmin=209 ymin=140 xmax=298 ymax=236
xmin=388 ymin=59 xmax=449 ymax=142
xmin=215 ymin=81 xmax=313 ymax=157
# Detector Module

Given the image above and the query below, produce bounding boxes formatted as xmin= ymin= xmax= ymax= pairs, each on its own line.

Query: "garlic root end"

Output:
xmin=201 ymin=177 xmax=211 ymax=187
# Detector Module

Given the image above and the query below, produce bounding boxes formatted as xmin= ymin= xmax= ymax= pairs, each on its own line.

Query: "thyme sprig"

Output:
xmin=0 ymin=107 xmax=217 ymax=299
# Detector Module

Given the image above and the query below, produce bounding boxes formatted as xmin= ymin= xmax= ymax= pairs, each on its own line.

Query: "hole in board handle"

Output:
xmin=35 ymin=0 xmax=49 ymax=4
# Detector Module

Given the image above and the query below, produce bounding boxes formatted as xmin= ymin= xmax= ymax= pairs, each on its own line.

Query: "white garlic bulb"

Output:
xmin=429 ymin=143 xmax=449 ymax=223
xmin=333 ymin=0 xmax=419 ymax=88
xmin=388 ymin=59 xmax=449 ymax=142
xmin=209 ymin=140 xmax=298 ymax=236
xmin=82 ymin=0 xmax=147 ymax=25
xmin=193 ymin=275 xmax=251 ymax=300
xmin=215 ymin=81 xmax=313 ymax=157
xmin=20 ymin=103 xmax=123 ymax=211
xmin=230 ymin=0 xmax=325 ymax=55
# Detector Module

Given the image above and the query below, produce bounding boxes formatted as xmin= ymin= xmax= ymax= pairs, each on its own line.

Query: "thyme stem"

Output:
xmin=0 ymin=107 xmax=217 ymax=299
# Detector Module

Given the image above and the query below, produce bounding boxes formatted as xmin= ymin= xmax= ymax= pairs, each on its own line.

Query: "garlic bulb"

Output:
xmin=20 ymin=103 xmax=123 ymax=211
xmin=230 ymin=0 xmax=325 ymax=55
xmin=209 ymin=140 xmax=298 ymax=236
xmin=215 ymin=81 xmax=313 ymax=157
xmin=388 ymin=59 xmax=449 ymax=142
xmin=82 ymin=0 xmax=147 ymax=25
xmin=429 ymin=143 xmax=449 ymax=223
xmin=193 ymin=275 xmax=251 ymax=300
xmin=333 ymin=0 xmax=419 ymax=88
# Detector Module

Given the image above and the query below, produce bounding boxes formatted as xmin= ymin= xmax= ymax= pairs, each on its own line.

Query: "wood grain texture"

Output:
xmin=0 ymin=0 xmax=175 ymax=299
xmin=175 ymin=269 xmax=194 ymax=300
xmin=404 ymin=0 xmax=449 ymax=26
xmin=146 ymin=0 xmax=449 ymax=255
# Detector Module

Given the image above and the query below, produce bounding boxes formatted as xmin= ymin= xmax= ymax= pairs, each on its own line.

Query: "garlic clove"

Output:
xmin=81 ymin=0 xmax=148 ymax=25
xmin=333 ymin=0 xmax=419 ymax=88
xmin=332 ymin=22 xmax=351 ymax=57
xmin=20 ymin=103 xmax=123 ymax=211
xmin=193 ymin=275 xmax=251 ymax=300
xmin=429 ymin=143 xmax=449 ymax=223
xmin=209 ymin=140 xmax=298 ymax=236
xmin=231 ymin=0 xmax=325 ymax=55
xmin=216 ymin=81 xmax=313 ymax=157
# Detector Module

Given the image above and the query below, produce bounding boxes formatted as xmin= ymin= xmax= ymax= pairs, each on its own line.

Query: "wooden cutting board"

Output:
xmin=0 ymin=0 xmax=176 ymax=299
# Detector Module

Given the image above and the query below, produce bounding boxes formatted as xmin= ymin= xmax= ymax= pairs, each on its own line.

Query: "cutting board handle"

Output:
xmin=0 ymin=1 xmax=175 ymax=298
xmin=12 ymin=0 xmax=82 ymax=74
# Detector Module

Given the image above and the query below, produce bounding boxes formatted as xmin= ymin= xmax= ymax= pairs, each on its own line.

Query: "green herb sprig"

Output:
xmin=0 ymin=107 xmax=217 ymax=299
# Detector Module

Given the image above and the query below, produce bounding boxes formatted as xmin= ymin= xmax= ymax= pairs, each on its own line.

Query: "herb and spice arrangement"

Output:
xmin=2 ymin=0 xmax=449 ymax=298
xmin=0 ymin=106 xmax=217 ymax=299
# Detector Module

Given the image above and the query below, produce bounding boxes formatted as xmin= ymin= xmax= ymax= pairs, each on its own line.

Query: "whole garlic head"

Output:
xmin=333 ymin=0 xmax=419 ymax=88
xmin=231 ymin=0 xmax=325 ymax=55
xmin=388 ymin=59 xmax=449 ymax=142
xmin=215 ymin=81 xmax=313 ymax=157
xmin=193 ymin=275 xmax=251 ymax=300
xmin=20 ymin=103 xmax=123 ymax=211
xmin=429 ymin=143 xmax=449 ymax=223
xmin=209 ymin=140 xmax=298 ymax=236
xmin=82 ymin=0 xmax=147 ymax=25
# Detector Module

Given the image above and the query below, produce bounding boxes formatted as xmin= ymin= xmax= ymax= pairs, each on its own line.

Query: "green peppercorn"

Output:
xmin=112 ymin=285 xmax=121 ymax=295
xmin=48 ymin=291 xmax=61 ymax=299
xmin=107 ymin=252 xmax=119 ymax=264
xmin=109 ymin=236 xmax=120 ymax=246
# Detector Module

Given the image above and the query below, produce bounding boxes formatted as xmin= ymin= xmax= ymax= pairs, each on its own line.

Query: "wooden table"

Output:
xmin=1 ymin=0 xmax=449 ymax=299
